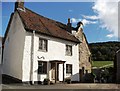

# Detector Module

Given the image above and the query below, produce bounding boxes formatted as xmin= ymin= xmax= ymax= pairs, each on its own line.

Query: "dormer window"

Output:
xmin=38 ymin=38 xmax=48 ymax=52
xmin=66 ymin=45 xmax=72 ymax=56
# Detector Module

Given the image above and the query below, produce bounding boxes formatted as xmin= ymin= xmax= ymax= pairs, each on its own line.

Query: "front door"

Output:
xmin=51 ymin=63 xmax=55 ymax=81
xmin=51 ymin=63 xmax=59 ymax=83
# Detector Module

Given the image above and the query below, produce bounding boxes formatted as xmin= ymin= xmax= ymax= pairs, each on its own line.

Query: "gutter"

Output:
xmin=25 ymin=28 xmax=80 ymax=44
xmin=30 ymin=30 xmax=35 ymax=84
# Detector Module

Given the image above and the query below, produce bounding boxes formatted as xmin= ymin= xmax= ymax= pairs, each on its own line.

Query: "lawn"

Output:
xmin=92 ymin=61 xmax=113 ymax=68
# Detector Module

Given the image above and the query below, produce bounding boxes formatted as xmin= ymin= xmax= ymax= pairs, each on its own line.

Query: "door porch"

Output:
xmin=50 ymin=60 xmax=65 ymax=83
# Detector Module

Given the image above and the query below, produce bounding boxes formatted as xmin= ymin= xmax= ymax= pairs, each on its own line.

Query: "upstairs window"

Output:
xmin=66 ymin=64 xmax=72 ymax=74
xmin=38 ymin=61 xmax=47 ymax=74
xmin=66 ymin=45 xmax=72 ymax=56
xmin=39 ymin=38 xmax=47 ymax=52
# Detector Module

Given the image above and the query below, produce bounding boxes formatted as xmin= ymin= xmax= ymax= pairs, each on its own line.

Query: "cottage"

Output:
xmin=3 ymin=0 xmax=91 ymax=84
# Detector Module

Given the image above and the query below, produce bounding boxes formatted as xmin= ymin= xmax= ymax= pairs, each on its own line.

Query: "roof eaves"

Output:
xmin=25 ymin=28 xmax=80 ymax=43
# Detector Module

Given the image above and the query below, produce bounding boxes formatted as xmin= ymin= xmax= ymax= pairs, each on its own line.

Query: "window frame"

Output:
xmin=38 ymin=61 xmax=47 ymax=74
xmin=66 ymin=64 xmax=72 ymax=74
xmin=65 ymin=45 xmax=72 ymax=56
xmin=38 ymin=38 xmax=48 ymax=52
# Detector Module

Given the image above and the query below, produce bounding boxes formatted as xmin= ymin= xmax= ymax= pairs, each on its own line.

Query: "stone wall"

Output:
xmin=75 ymin=28 xmax=91 ymax=73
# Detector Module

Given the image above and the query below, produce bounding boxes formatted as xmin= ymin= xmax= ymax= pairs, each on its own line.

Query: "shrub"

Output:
xmin=43 ymin=78 xmax=50 ymax=85
xmin=65 ymin=77 xmax=71 ymax=84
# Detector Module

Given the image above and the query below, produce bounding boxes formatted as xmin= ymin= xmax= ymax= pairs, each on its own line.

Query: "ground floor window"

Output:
xmin=38 ymin=61 xmax=47 ymax=74
xmin=66 ymin=64 xmax=72 ymax=74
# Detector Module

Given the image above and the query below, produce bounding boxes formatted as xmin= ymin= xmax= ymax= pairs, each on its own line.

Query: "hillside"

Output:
xmin=89 ymin=41 xmax=120 ymax=61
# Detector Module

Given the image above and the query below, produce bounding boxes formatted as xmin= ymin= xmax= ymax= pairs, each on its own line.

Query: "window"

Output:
xmin=38 ymin=61 xmax=47 ymax=74
xmin=38 ymin=38 xmax=47 ymax=52
xmin=66 ymin=64 xmax=72 ymax=74
xmin=89 ymin=57 xmax=91 ymax=62
xmin=66 ymin=45 xmax=72 ymax=56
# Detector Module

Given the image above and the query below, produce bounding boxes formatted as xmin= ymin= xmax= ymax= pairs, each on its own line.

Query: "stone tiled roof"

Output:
xmin=17 ymin=8 xmax=79 ymax=43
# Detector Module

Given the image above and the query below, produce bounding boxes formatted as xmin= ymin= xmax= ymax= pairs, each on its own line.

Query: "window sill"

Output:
xmin=66 ymin=73 xmax=72 ymax=76
xmin=38 ymin=49 xmax=48 ymax=52
xmin=65 ymin=54 xmax=72 ymax=56
xmin=38 ymin=73 xmax=47 ymax=75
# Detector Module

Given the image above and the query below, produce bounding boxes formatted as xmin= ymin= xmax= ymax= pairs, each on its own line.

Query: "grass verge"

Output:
xmin=92 ymin=61 xmax=113 ymax=68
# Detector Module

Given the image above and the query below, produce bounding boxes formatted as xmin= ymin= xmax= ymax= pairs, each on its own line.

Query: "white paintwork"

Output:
xmin=3 ymin=12 xmax=26 ymax=80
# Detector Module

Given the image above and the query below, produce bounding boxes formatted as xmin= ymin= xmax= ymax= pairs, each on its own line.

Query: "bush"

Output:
xmin=82 ymin=73 xmax=95 ymax=83
xmin=43 ymin=78 xmax=50 ymax=85
xmin=65 ymin=77 xmax=71 ymax=84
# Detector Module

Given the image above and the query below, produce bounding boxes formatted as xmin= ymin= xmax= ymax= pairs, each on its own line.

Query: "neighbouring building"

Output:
xmin=75 ymin=22 xmax=91 ymax=79
xmin=3 ymin=0 xmax=91 ymax=84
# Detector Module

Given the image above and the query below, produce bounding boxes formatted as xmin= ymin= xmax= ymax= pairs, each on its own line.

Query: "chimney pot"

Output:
xmin=15 ymin=0 xmax=24 ymax=11
xmin=67 ymin=18 xmax=72 ymax=33
xmin=68 ymin=18 xmax=70 ymax=23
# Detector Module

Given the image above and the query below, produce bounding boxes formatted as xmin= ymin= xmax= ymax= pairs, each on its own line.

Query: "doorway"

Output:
xmin=50 ymin=61 xmax=65 ymax=83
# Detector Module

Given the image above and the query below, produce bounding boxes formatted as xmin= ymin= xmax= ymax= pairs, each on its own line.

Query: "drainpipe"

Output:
xmin=30 ymin=30 xmax=35 ymax=85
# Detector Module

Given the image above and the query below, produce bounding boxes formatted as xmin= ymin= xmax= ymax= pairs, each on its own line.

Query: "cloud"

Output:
xmin=71 ymin=18 xmax=81 ymax=23
xmin=68 ymin=9 xmax=73 ymax=12
xmin=71 ymin=18 xmax=97 ymax=26
xmin=106 ymin=34 xmax=114 ymax=38
xmin=82 ymin=15 xmax=99 ymax=20
xmin=81 ymin=19 xmax=98 ymax=26
xmin=92 ymin=0 xmax=118 ymax=38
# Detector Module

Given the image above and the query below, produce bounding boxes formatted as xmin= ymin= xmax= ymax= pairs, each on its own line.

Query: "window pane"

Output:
xmin=66 ymin=45 xmax=72 ymax=56
xmin=43 ymin=40 xmax=47 ymax=51
xmin=38 ymin=62 xmax=43 ymax=74
xmin=38 ymin=38 xmax=48 ymax=52
xmin=66 ymin=64 xmax=72 ymax=74
xmin=38 ymin=61 xmax=47 ymax=74
xmin=39 ymin=38 xmax=43 ymax=50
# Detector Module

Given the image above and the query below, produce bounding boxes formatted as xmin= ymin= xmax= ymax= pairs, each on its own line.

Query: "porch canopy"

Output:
xmin=50 ymin=60 xmax=66 ymax=64
xmin=49 ymin=60 xmax=66 ymax=83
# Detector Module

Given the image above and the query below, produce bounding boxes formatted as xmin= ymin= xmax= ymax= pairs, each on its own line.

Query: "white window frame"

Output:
xmin=38 ymin=38 xmax=48 ymax=52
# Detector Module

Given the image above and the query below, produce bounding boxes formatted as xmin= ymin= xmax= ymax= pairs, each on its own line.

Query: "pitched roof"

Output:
xmin=17 ymin=8 xmax=79 ymax=43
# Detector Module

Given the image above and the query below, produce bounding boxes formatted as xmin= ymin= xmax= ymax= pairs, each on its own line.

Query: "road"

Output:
xmin=2 ymin=83 xmax=120 ymax=90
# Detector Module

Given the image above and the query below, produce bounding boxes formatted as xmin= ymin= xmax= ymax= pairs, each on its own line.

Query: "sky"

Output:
xmin=1 ymin=1 xmax=119 ymax=43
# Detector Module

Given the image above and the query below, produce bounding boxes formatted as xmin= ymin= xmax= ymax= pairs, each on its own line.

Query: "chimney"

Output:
xmin=77 ymin=21 xmax=83 ymax=30
xmin=67 ymin=18 xmax=72 ymax=33
xmin=14 ymin=0 xmax=24 ymax=11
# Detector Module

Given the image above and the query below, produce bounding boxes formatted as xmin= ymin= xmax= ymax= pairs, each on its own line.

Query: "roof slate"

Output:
xmin=17 ymin=8 xmax=79 ymax=43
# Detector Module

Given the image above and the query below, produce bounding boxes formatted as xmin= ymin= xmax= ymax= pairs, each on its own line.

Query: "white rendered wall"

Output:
xmin=3 ymin=12 xmax=26 ymax=80
xmin=22 ymin=32 xmax=79 ymax=82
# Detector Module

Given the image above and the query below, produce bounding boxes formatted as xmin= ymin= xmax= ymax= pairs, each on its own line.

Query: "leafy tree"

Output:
xmin=89 ymin=41 xmax=120 ymax=61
